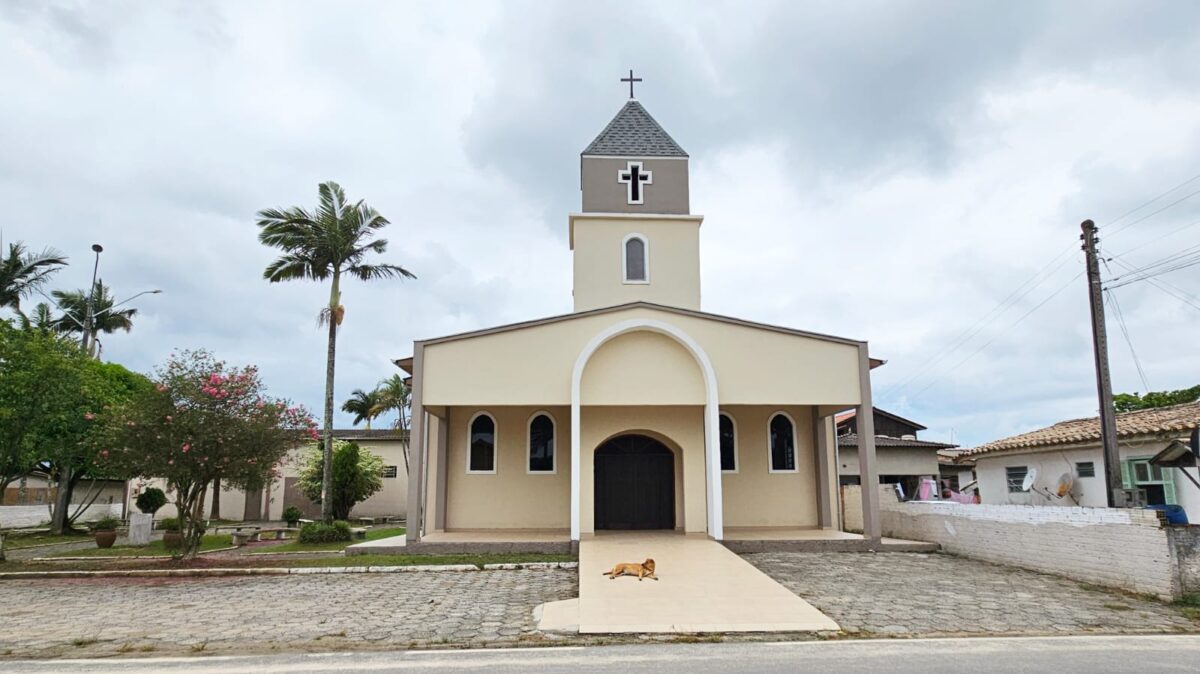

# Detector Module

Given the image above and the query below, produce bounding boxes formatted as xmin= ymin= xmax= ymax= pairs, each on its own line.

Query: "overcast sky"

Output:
xmin=3 ymin=1 xmax=1199 ymax=447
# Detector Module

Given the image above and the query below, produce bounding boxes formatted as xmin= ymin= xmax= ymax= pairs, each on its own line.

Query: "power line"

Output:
xmin=1105 ymin=248 xmax=1200 ymax=290
xmin=905 ymin=270 xmax=1084 ymax=401
xmin=1099 ymin=285 xmax=1147 ymax=390
xmin=1109 ymin=217 xmax=1200 ymax=257
xmin=1104 ymin=169 xmax=1200 ymax=237
xmin=883 ymin=170 xmax=1200 ymax=402
xmin=1106 ymin=253 xmax=1200 ymax=313
xmin=878 ymin=251 xmax=1076 ymax=401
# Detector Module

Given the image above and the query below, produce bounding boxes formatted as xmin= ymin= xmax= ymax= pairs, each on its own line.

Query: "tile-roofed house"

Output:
xmin=835 ymin=407 xmax=957 ymax=499
xmin=961 ymin=401 xmax=1200 ymax=457
xmin=962 ymin=401 xmax=1200 ymax=514
xmin=582 ymin=100 xmax=688 ymax=157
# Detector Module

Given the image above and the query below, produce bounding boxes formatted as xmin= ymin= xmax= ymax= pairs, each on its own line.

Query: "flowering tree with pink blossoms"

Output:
xmin=100 ymin=350 xmax=317 ymax=558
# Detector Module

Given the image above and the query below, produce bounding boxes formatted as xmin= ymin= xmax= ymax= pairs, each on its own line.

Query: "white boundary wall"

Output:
xmin=0 ymin=503 xmax=122 ymax=530
xmin=873 ymin=486 xmax=1192 ymax=599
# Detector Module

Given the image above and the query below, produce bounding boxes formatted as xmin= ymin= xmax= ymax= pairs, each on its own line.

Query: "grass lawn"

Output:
xmin=0 ymin=532 xmax=93 ymax=550
xmin=0 ymin=550 xmax=575 ymax=573
xmin=48 ymin=534 xmax=234 ymax=558
xmin=283 ymin=552 xmax=576 ymax=568
xmin=248 ymin=526 xmax=406 ymax=554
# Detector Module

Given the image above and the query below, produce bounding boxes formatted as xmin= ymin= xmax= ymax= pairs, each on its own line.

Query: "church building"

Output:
xmin=402 ymin=95 xmax=884 ymax=550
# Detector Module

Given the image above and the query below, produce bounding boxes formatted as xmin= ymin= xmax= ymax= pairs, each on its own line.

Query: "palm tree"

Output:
xmin=257 ymin=181 xmax=415 ymax=523
xmin=372 ymin=374 xmax=412 ymax=474
xmin=0 ymin=240 xmax=67 ymax=312
xmin=51 ymin=281 xmax=137 ymax=357
xmin=17 ymin=302 xmax=57 ymax=332
xmin=372 ymin=374 xmax=411 ymax=432
xmin=342 ymin=388 xmax=383 ymax=430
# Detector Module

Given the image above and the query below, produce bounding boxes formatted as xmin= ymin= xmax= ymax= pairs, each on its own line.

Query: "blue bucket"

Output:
xmin=1144 ymin=504 xmax=1189 ymax=525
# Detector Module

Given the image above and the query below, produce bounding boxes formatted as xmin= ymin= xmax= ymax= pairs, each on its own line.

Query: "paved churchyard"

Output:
xmin=0 ymin=569 xmax=578 ymax=658
xmin=1 ymin=552 xmax=1196 ymax=659
xmin=746 ymin=551 xmax=1197 ymax=636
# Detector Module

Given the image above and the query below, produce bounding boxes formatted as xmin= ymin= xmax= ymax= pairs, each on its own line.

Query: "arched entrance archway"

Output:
xmin=594 ymin=434 xmax=675 ymax=530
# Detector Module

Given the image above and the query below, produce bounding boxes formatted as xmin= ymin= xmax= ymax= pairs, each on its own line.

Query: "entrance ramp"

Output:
xmin=577 ymin=532 xmax=839 ymax=633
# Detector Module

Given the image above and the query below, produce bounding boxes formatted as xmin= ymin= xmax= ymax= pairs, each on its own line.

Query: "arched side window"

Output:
xmin=527 ymin=412 xmax=556 ymax=473
xmin=768 ymin=412 xmax=797 ymax=473
xmin=623 ymin=234 xmax=649 ymax=284
xmin=719 ymin=413 xmax=737 ymax=473
xmin=467 ymin=412 xmax=497 ymax=474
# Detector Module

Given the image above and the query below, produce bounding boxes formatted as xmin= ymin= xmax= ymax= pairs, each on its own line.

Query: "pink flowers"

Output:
xmin=84 ymin=412 xmax=96 ymax=421
xmin=181 ymin=443 xmax=190 ymax=453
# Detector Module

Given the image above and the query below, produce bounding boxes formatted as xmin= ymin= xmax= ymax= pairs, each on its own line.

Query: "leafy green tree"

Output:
xmin=1114 ymin=385 xmax=1200 ymax=413
xmin=51 ymin=281 xmax=137 ymax=357
xmin=297 ymin=440 xmax=384 ymax=521
xmin=342 ymin=388 xmax=383 ymax=429
xmin=0 ymin=320 xmax=149 ymax=533
xmin=256 ymin=181 xmax=415 ymax=522
xmin=100 ymin=350 xmax=317 ymax=558
xmin=0 ymin=240 xmax=67 ymax=312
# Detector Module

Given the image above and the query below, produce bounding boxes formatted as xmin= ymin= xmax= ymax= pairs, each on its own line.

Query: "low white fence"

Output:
xmin=848 ymin=484 xmax=1197 ymax=600
xmin=0 ymin=503 xmax=122 ymax=530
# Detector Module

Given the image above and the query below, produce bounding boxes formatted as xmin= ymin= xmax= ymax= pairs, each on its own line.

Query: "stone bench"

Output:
xmin=259 ymin=527 xmax=299 ymax=541
xmin=350 ymin=527 xmax=368 ymax=540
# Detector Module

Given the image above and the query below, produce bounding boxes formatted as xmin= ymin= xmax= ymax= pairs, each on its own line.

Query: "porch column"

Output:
xmin=432 ymin=411 xmax=448 ymax=531
xmin=856 ymin=344 xmax=882 ymax=543
xmin=812 ymin=408 xmax=833 ymax=529
xmin=405 ymin=343 xmax=426 ymax=544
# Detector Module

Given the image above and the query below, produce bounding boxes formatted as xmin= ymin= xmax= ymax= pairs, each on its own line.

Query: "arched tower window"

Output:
xmin=623 ymin=234 xmax=649 ymax=283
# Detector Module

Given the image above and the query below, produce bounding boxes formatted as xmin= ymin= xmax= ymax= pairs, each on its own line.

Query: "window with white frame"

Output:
xmin=623 ymin=234 xmax=648 ymax=283
xmin=719 ymin=413 xmax=737 ymax=472
xmin=527 ymin=412 xmax=555 ymax=473
xmin=768 ymin=413 xmax=796 ymax=472
xmin=1005 ymin=465 xmax=1028 ymax=493
xmin=467 ymin=413 xmax=496 ymax=473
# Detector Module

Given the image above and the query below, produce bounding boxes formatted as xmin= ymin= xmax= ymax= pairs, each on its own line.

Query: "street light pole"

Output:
xmin=82 ymin=244 xmax=103 ymax=356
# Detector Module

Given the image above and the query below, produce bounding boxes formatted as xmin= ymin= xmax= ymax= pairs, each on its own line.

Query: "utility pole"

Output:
xmin=1080 ymin=220 xmax=1124 ymax=508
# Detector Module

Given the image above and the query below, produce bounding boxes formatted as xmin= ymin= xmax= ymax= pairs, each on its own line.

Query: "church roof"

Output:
xmin=582 ymin=101 xmax=688 ymax=158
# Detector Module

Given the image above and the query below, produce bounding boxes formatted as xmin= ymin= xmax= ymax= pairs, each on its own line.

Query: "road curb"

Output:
xmin=0 ymin=561 xmax=579 ymax=580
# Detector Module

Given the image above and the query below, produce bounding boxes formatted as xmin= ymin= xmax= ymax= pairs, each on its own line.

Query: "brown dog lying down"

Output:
xmin=602 ymin=558 xmax=658 ymax=581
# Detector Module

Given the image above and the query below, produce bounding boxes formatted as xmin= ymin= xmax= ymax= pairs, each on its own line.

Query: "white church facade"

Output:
xmin=401 ymin=97 xmax=884 ymax=551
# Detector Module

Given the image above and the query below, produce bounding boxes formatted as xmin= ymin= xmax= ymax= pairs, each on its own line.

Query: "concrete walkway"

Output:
xmin=570 ymin=532 xmax=839 ymax=634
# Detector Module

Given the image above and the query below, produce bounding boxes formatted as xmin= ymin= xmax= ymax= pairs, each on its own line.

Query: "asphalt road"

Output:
xmin=5 ymin=635 xmax=1199 ymax=673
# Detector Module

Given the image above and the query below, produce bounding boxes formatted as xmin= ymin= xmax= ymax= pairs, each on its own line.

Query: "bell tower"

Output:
xmin=571 ymin=77 xmax=702 ymax=312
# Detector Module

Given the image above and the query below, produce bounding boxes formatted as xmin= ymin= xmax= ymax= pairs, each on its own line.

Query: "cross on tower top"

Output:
xmin=621 ymin=69 xmax=642 ymax=99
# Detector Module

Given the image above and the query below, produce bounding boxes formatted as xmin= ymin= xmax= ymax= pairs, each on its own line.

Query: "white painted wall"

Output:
xmin=0 ymin=503 xmax=122 ymax=529
xmin=972 ymin=439 xmax=1200 ymax=520
xmin=874 ymin=486 xmax=1186 ymax=599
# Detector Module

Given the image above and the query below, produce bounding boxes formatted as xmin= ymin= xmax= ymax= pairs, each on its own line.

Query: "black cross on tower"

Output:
xmin=621 ymin=69 xmax=642 ymax=99
xmin=617 ymin=161 xmax=653 ymax=204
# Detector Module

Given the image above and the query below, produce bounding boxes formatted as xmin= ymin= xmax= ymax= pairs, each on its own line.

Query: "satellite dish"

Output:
xmin=1054 ymin=472 xmax=1074 ymax=498
xmin=1021 ymin=468 xmax=1038 ymax=492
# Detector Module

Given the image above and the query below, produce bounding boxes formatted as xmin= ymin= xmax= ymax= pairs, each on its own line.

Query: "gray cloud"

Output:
xmin=2 ymin=1 xmax=1198 ymax=446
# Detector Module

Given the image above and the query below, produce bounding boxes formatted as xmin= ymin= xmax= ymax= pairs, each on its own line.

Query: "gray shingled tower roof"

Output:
xmin=582 ymin=100 xmax=688 ymax=157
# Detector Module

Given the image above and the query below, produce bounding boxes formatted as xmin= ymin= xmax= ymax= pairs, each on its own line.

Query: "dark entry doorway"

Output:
xmin=594 ymin=434 xmax=675 ymax=530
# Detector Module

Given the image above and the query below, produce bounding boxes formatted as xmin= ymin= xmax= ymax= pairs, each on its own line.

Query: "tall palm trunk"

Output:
xmin=321 ymin=274 xmax=340 ymax=523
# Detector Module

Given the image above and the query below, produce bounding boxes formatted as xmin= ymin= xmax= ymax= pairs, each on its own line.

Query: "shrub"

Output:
xmin=298 ymin=441 xmax=384 ymax=520
xmin=92 ymin=516 xmax=120 ymax=532
xmin=282 ymin=506 xmax=303 ymax=525
xmin=158 ymin=516 xmax=181 ymax=532
xmin=298 ymin=520 xmax=352 ymax=544
xmin=135 ymin=487 xmax=168 ymax=514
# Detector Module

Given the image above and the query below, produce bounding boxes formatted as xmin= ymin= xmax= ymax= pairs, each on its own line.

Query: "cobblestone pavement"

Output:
xmin=746 ymin=552 xmax=1198 ymax=636
xmin=0 ymin=569 xmax=578 ymax=658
